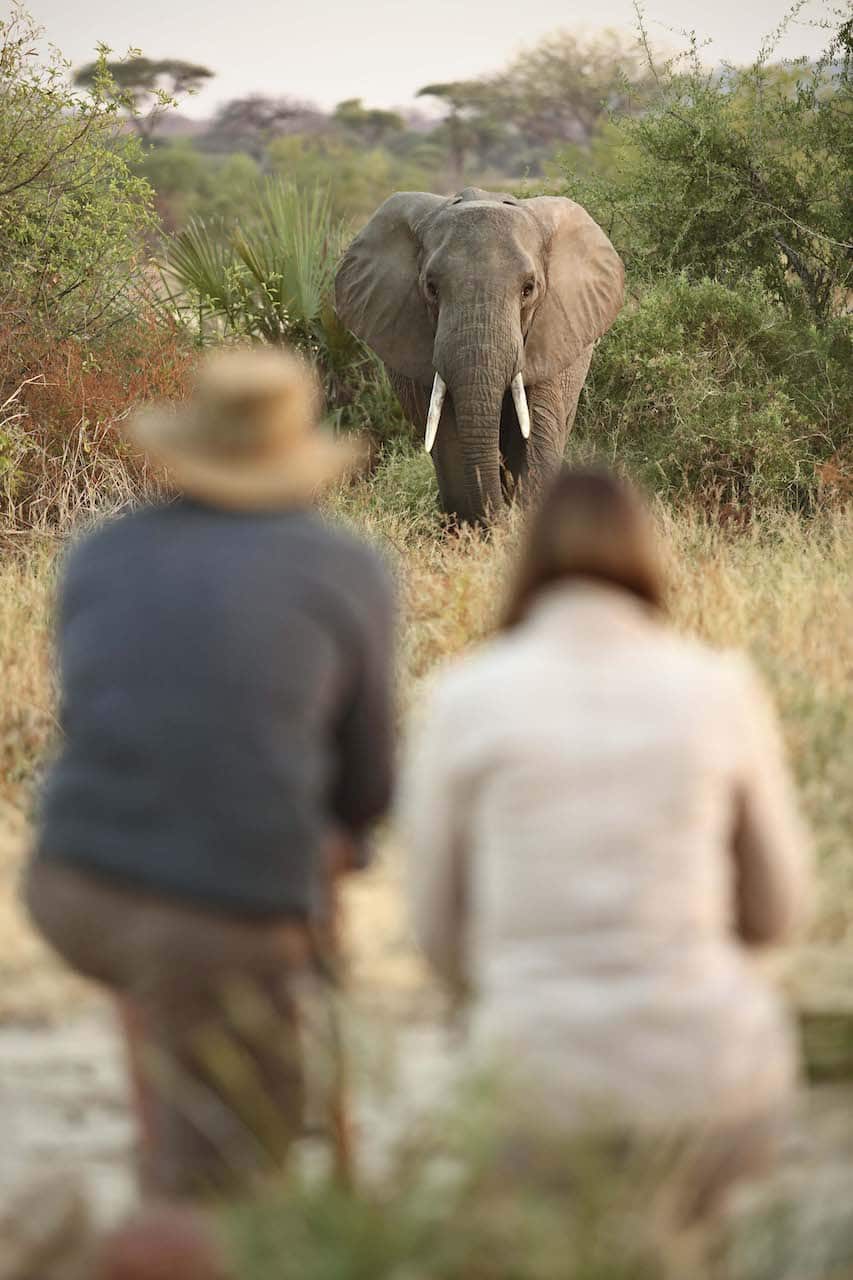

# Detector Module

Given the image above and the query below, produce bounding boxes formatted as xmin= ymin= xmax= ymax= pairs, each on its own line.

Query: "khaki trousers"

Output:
xmin=24 ymin=858 xmax=350 ymax=1200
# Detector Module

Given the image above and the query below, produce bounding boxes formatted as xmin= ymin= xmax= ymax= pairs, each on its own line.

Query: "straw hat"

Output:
xmin=130 ymin=346 xmax=362 ymax=510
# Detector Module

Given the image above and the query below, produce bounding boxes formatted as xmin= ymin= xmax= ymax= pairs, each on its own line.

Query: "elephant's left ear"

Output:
xmin=522 ymin=197 xmax=624 ymax=382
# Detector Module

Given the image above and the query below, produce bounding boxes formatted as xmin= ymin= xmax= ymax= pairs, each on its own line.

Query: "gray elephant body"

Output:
xmin=336 ymin=187 xmax=624 ymax=523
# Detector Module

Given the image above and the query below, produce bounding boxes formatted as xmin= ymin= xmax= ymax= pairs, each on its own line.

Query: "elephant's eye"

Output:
xmin=522 ymin=281 xmax=535 ymax=301
xmin=425 ymin=279 xmax=438 ymax=301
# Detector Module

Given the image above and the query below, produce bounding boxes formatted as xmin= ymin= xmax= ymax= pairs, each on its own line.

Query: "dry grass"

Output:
xmin=0 ymin=313 xmax=192 ymax=530
xmin=0 ymin=456 xmax=851 ymax=1024
xmin=1 ymin=398 xmax=167 ymax=532
xmin=0 ymin=540 xmax=56 ymax=811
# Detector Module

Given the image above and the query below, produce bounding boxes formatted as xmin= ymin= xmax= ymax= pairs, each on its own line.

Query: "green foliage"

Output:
xmin=573 ymin=273 xmax=852 ymax=509
xmin=142 ymin=127 xmax=438 ymax=239
xmin=419 ymin=30 xmax=653 ymax=183
xmin=497 ymin=28 xmax=653 ymax=143
xmin=224 ymin=1074 xmax=853 ymax=1280
xmin=351 ymin=446 xmax=443 ymax=531
xmin=266 ymin=134 xmax=434 ymax=225
xmin=225 ymin=1100 xmax=673 ymax=1280
xmin=232 ymin=183 xmax=343 ymax=342
xmin=203 ymin=96 xmax=328 ymax=161
xmin=333 ymin=98 xmax=407 ymax=147
xmin=159 ymin=182 xmax=345 ymax=342
xmin=157 ymin=181 xmax=408 ymax=438
xmin=138 ymin=28 xmax=658 ymax=232
xmin=563 ymin=7 xmax=853 ymax=324
xmin=139 ymin=143 xmax=262 ymax=229
xmin=0 ymin=5 xmax=157 ymax=342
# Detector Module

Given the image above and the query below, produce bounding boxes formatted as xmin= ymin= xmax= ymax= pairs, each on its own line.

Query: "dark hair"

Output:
xmin=501 ymin=467 xmax=666 ymax=630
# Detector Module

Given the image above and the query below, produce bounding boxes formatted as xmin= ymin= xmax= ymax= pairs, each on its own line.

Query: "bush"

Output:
xmin=224 ymin=1104 xmax=675 ymax=1280
xmin=563 ymin=9 xmax=852 ymax=326
xmin=573 ymin=274 xmax=852 ymax=510
xmin=221 ymin=1076 xmax=853 ymax=1280
xmin=157 ymin=181 xmax=410 ymax=442
xmin=0 ymin=311 xmax=194 ymax=529
xmin=0 ymin=5 xmax=156 ymax=343
xmin=0 ymin=5 xmax=192 ymax=531
xmin=138 ymin=142 xmax=263 ymax=232
xmin=339 ymin=446 xmax=442 ymax=532
xmin=160 ymin=182 xmax=345 ymax=344
xmin=267 ymin=133 xmax=435 ymax=226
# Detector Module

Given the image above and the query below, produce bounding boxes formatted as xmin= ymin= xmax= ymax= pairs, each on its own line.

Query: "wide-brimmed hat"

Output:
xmin=130 ymin=346 xmax=362 ymax=510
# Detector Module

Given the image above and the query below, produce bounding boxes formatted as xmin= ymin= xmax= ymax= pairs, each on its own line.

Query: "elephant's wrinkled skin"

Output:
xmin=335 ymin=187 xmax=624 ymax=523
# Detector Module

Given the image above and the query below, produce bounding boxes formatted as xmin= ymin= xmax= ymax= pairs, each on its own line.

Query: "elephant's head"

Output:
xmin=335 ymin=187 xmax=624 ymax=523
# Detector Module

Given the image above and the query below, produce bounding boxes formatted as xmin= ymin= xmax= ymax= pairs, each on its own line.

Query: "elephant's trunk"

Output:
xmin=445 ymin=369 xmax=505 ymax=523
xmin=435 ymin=304 xmax=522 ymax=524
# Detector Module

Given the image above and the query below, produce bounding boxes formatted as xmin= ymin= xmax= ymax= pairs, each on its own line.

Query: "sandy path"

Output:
xmin=0 ymin=998 xmax=459 ymax=1237
xmin=3 ymin=1000 xmax=853 ymax=1274
xmin=0 ymin=806 xmax=450 ymax=1225
xmin=2 ymin=806 xmax=853 ymax=1269
xmin=0 ymin=1007 xmax=134 ymax=1226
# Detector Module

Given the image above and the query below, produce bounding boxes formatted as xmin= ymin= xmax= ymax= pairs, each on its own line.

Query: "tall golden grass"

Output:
xmin=1 ymin=452 xmax=850 ymax=1023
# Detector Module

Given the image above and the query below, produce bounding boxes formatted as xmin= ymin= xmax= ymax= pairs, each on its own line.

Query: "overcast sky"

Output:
xmin=28 ymin=0 xmax=834 ymax=116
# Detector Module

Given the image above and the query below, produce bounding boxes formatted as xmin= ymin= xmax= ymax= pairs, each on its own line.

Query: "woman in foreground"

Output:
xmin=400 ymin=467 xmax=812 ymax=1219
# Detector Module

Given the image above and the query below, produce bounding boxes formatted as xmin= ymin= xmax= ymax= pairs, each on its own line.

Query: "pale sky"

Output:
xmin=29 ymin=0 xmax=834 ymax=116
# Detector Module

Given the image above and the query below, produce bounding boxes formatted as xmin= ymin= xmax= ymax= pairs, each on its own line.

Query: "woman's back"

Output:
xmin=404 ymin=579 xmax=809 ymax=1129
xmin=461 ymin=584 xmax=740 ymax=961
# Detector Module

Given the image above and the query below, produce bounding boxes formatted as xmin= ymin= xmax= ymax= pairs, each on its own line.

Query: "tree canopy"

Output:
xmin=74 ymin=55 xmax=214 ymax=138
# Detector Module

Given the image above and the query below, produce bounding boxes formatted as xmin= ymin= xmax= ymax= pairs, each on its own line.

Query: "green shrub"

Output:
xmin=222 ymin=1076 xmax=853 ymax=1280
xmin=0 ymin=6 xmax=156 ymax=342
xmin=267 ymin=133 xmax=435 ymax=226
xmin=333 ymin=446 xmax=442 ymax=536
xmin=224 ymin=1100 xmax=675 ymax=1280
xmin=573 ymin=274 xmax=852 ymax=510
xmin=561 ymin=9 xmax=852 ymax=326
xmin=139 ymin=142 xmax=267 ymax=232
xmin=159 ymin=182 xmax=343 ymax=343
xmin=0 ymin=6 xmax=194 ymax=531
xmin=157 ymin=180 xmax=410 ymax=442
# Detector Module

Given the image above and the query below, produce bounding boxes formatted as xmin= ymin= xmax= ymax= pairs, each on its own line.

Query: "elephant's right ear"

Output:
xmin=335 ymin=192 xmax=445 ymax=385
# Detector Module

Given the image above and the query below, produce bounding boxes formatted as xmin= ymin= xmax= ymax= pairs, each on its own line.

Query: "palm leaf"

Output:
xmin=160 ymin=217 xmax=246 ymax=330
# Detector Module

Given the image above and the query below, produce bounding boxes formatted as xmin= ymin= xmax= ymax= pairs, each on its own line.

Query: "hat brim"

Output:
xmin=130 ymin=405 xmax=365 ymax=511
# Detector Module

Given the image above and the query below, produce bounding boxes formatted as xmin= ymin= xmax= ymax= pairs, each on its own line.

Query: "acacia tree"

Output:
xmin=333 ymin=98 xmax=406 ymax=147
xmin=493 ymin=29 xmax=654 ymax=148
xmin=204 ymin=96 xmax=326 ymax=160
xmin=416 ymin=81 xmax=496 ymax=185
xmin=74 ymin=55 xmax=214 ymax=139
xmin=418 ymin=31 xmax=653 ymax=182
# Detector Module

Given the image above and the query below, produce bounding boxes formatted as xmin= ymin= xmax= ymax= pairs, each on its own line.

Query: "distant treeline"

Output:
xmin=82 ymin=30 xmax=656 ymax=227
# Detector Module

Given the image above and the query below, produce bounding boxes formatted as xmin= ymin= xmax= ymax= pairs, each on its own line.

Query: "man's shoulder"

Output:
xmin=60 ymin=506 xmax=155 ymax=575
xmin=293 ymin=514 xmax=393 ymax=599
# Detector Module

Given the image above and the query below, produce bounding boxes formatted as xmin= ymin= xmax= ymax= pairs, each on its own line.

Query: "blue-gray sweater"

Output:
xmin=35 ymin=500 xmax=395 ymax=919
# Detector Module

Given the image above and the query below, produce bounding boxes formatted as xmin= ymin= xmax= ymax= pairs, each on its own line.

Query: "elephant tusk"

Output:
xmin=511 ymin=373 xmax=531 ymax=440
xmin=425 ymin=372 xmax=447 ymax=453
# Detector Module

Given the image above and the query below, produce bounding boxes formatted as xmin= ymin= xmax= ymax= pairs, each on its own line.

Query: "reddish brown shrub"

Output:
xmin=0 ymin=307 xmax=196 ymax=529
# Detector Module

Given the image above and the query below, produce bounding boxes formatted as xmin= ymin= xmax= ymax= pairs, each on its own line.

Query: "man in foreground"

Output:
xmin=25 ymin=346 xmax=394 ymax=1203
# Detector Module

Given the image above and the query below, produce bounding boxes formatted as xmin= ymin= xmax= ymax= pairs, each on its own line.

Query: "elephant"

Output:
xmin=335 ymin=186 xmax=624 ymax=524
